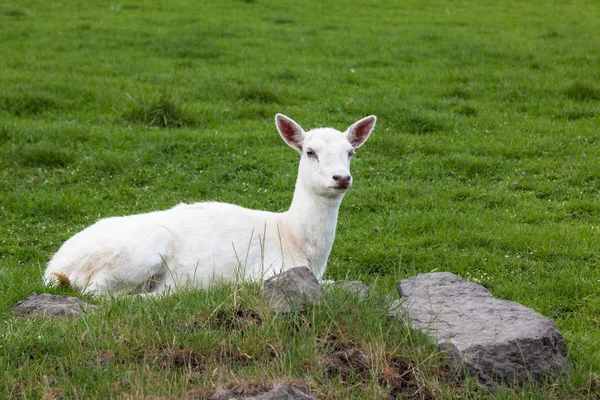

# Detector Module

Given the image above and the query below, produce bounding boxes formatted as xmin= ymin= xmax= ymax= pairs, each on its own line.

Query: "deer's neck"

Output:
xmin=281 ymin=179 xmax=344 ymax=279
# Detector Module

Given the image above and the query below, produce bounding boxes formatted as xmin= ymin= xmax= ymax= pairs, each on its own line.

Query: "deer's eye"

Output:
xmin=306 ymin=149 xmax=316 ymax=158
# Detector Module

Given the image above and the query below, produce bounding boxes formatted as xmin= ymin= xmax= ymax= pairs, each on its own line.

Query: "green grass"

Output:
xmin=2 ymin=284 xmax=457 ymax=399
xmin=1 ymin=0 xmax=599 ymax=398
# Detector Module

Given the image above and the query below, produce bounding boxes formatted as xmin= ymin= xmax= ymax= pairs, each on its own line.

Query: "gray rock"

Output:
xmin=325 ymin=280 xmax=370 ymax=298
xmin=12 ymin=294 xmax=98 ymax=318
xmin=396 ymin=272 xmax=569 ymax=387
xmin=212 ymin=385 xmax=315 ymax=400
xmin=263 ymin=266 xmax=323 ymax=312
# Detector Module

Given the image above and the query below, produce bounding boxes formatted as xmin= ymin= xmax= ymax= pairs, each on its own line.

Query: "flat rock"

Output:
xmin=263 ymin=266 xmax=323 ymax=312
xmin=396 ymin=272 xmax=569 ymax=387
xmin=325 ymin=280 xmax=370 ymax=298
xmin=212 ymin=385 xmax=315 ymax=400
xmin=12 ymin=294 xmax=98 ymax=318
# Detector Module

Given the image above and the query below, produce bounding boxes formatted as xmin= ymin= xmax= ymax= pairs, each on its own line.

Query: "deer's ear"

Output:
xmin=275 ymin=114 xmax=304 ymax=153
xmin=346 ymin=116 xmax=376 ymax=148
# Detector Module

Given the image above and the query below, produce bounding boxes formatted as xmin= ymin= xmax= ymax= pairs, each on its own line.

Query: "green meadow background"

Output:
xmin=1 ymin=0 xmax=599 ymax=398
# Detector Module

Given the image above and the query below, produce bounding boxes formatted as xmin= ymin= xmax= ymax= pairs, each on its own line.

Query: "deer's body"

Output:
xmin=44 ymin=114 xmax=376 ymax=295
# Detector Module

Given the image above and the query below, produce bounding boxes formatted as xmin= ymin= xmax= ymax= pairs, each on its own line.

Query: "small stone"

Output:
xmin=244 ymin=386 xmax=315 ymax=400
xmin=326 ymin=280 xmax=370 ymax=298
xmin=212 ymin=385 xmax=315 ymax=400
xmin=12 ymin=294 xmax=98 ymax=318
xmin=263 ymin=267 xmax=323 ymax=312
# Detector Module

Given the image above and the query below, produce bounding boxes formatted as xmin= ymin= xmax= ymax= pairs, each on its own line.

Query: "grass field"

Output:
xmin=1 ymin=0 xmax=599 ymax=398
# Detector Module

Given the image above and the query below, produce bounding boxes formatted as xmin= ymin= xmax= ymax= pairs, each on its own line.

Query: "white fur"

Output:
xmin=44 ymin=114 xmax=376 ymax=295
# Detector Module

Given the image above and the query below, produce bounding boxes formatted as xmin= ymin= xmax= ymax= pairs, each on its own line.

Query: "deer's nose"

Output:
xmin=332 ymin=174 xmax=352 ymax=188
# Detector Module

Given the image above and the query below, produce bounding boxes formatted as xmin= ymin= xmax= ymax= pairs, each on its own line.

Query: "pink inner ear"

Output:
xmin=348 ymin=116 xmax=376 ymax=148
xmin=276 ymin=115 xmax=303 ymax=151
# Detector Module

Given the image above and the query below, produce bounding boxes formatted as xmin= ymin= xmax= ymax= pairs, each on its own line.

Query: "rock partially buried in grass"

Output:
xmin=323 ymin=280 xmax=370 ymax=298
xmin=263 ymin=266 xmax=323 ymax=312
xmin=12 ymin=294 xmax=98 ymax=318
xmin=212 ymin=385 xmax=315 ymax=400
xmin=395 ymin=272 xmax=569 ymax=388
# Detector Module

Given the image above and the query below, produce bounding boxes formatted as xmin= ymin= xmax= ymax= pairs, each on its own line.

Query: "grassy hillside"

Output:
xmin=1 ymin=0 xmax=599 ymax=398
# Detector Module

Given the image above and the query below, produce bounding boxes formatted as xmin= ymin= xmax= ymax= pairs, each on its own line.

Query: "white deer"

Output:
xmin=44 ymin=114 xmax=376 ymax=295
